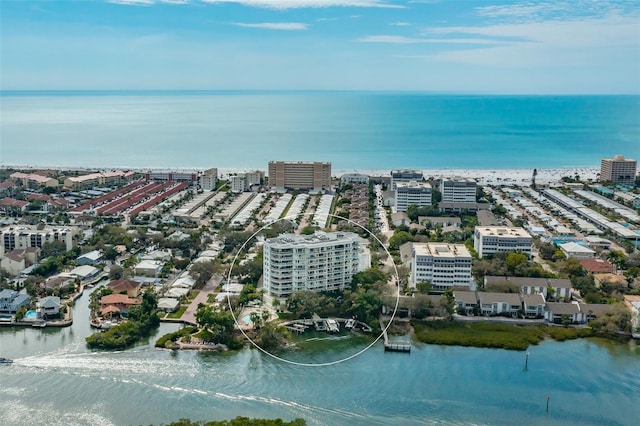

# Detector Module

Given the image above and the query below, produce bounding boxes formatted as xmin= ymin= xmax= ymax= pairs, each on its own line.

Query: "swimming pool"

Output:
xmin=242 ymin=314 xmax=253 ymax=325
xmin=25 ymin=310 xmax=38 ymax=319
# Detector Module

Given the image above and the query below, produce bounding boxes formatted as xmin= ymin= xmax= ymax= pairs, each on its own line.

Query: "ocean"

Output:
xmin=1 ymin=284 xmax=639 ymax=426
xmin=1 ymin=92 xmax=639 ymax=171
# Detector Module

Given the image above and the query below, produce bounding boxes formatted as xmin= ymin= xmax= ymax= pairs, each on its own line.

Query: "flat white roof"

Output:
xmin=475 ymin=226 xmax=532 ymax=238
xmin=413 ymin=243 xmax=471 ymax=258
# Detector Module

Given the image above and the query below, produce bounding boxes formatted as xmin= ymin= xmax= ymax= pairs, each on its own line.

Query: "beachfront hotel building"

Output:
xmin=600 ymin=155 xmax=637 ymax=185
xmin=268 ymin=161 xmax=331 ymax=191
xmin=411 ymin=243 xmax=472 ymax=290
xmin=390 ymin=169 xmax=423 ymax=190
xmin=262 ymin=231 xmax=368 ymax=299
xmin=395 ymin=181 xmax=432 ymax=212
xmin=1 ymin=225 xmax=77 ymax=254
xmin=473 ymin=226 xmax=533 ymax=259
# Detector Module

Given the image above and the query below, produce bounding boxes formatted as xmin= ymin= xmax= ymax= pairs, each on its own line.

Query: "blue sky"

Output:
xmin=1 ymin=0 xmax=639 ymax=93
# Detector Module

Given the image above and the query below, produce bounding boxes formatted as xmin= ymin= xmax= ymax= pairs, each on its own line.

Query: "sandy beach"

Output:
xmin=219 ymin=166 xmax=599 ymax=186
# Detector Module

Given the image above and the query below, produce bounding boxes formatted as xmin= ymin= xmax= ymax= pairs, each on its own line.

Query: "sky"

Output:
xmin=1 ymin=0 xmax=639 ymax=93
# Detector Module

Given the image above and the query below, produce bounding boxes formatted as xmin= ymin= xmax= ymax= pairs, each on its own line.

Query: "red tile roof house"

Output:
xmin=100 ymin=294 xmax=141 ymax=318
xmin=0 ymin=198 xmax=29 ymax=213
xmin=578 ymin=258 xmax=615 ymax=274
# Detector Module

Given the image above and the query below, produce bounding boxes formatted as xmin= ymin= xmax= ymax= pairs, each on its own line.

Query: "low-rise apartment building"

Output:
xmin=1 ymin=225 xmax=77 ymax=253
xmin=395 ymin=181 xmax=432 ymax=212
xmin=411 ymin=243 xmax=472 ymax=291
xmin=473 ymin=226 xmax=533 ymax=258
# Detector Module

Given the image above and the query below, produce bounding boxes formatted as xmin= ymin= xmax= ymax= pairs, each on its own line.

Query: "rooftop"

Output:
xmin=413 ymin=243 xmax=471 ymax=259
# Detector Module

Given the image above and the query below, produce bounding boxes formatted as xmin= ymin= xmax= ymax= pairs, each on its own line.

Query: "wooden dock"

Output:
xmin=380 ymin=319 xmax=411 ymax=353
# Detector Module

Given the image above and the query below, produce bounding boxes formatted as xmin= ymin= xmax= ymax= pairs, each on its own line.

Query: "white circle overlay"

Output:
xmin=225 ymin=212 xmax=401 ymax=367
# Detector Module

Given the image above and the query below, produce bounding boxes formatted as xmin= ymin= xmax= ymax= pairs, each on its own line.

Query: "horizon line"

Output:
xmin=1 ymin=89 xmax=639 ymax=97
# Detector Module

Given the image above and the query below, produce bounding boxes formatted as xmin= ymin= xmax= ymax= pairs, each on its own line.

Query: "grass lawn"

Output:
xmin=166 ymin=305 xmax=188 ymax=319
xmin=411 ymin=320 xmax=594 ymax=351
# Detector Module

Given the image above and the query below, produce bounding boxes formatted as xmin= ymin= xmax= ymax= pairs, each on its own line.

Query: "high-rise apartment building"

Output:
xmin=200 ymin=168 xmax=218 ymax=191
xmin=600 ymin=155 xmax=637 ymax=185
xmin=440 ymin=177 xmax=477 ymax=203
xmin=395 ymin=181 xmax=432 ymax=212
xmin=268 ymin=161 xmax=331 ymax=191
xmin=411 ymin=243 xmax=472 ymax=290
xmin=263 ymin=231 xmax=366 ymax=299
xmin=390 ymin=169 xmax=423 ymax=190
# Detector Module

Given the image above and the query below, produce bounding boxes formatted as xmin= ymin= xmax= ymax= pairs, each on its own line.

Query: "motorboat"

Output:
xmin=0 ymin=357 xmax=13 ymax=364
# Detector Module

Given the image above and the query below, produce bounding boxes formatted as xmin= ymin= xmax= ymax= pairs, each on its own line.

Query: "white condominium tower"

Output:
xmin=411 ymin=243 xmax=472 ymax=291
xmin=263 ymin=231 xmax=367 ymax=299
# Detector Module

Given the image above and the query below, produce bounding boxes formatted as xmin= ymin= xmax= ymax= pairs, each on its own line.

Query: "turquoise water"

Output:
xmin=0 ymin=285 xmax=639 ymax=426
xmin=24 ymin=310 xmax=37 ymax=319
xmin=1 ymin=92 xmax=639 ymax=170
xmin=242 ymin=314 xmax=252 ymax=324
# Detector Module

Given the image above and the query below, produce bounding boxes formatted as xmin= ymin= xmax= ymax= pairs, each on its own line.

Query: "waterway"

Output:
xmin=1 ymin=285 xmax=639 ymax=426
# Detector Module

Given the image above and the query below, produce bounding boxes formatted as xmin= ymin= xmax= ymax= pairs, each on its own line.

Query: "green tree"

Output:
xmin=195 ymin=304 xmax=235 ymax=344
xmin=416 ymin=281 xmax=432 ymax=294
xmin=388 ymin=231 xmax=413 ymax=250
xmin=190 ymin=260 xmax=216 ymax=286
xmin=505 ymin=252 xmax=528 ymax=274
xmin=441 ymin=289 xmax=456 ymax=321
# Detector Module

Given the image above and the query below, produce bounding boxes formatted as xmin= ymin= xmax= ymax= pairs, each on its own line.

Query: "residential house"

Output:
xmin=107 ymin=278 xmax=142 ymax=298
xmin=521 ymin=294 xmax=546 ymax=318
xmin=76 ymin=250 xmax=103 ymax=266
xmin=43 ymin=276 xmax=73 ymax=293
xmin=558 ymin=242 xmax=596 ymax=259
xmin=544 ymin=302 xmax=581 ymax=324
xmin=37 ymin=296 xmax=61 ymax=318
xmin=483 ymin=276 xmax=572 ymax=300
xmin=484 ymin=276 xmax=548 ymax=296
xmin=0 ymin=198 xmax=29 ymax=213
xmin=548 ymin=278 xmax=573 ymax=301
xmin=157 ymin=298 xmax=180 ymax=313
xmin=578 ymin=258 xmax=615 ymax=274
xmin=0 ymin=289 xmax=30 ymax=313
xmin=478 ymin=292 xmax=522 ymax=317
xmin=67 ymin=265 xmax=100 ymax=281
xmin=134 ymin=259 xmax=164 ymax=277
xmin=454 ymin=291 xmax=478 ymax=316
xmin=578 ymin=303 xmax=616 ymax=323
xmin=100 ymin=294 xmax=141 ymax=317
xmin=1 ymin=251 xmax=25 ymax=276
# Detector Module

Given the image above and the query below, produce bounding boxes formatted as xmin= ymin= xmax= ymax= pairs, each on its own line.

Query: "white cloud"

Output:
xmin=423 ymin=12 xmax=639 ymax=68
xmin=233 ymin=22 xmax=309 ymax=30
xmin=356 ymin=35 xmax=426 ymax=43
xmin=357 ymin=35 xmax=504 ymax=44
xmin=389 ymin=21 xmax=410 ymax=26
xmin=108 ymin=0 xmax=154 ymax=5
xmin=201 ymin=0 xmax=403 ymax=9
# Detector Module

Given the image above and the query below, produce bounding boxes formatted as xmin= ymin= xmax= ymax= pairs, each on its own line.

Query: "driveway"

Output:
xmin=180 ymin=273 xmax=223 ymax=325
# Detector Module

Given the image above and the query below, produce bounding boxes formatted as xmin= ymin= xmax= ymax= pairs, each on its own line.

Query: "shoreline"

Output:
xmin=1 ymin=164 xmax=599 ymax=184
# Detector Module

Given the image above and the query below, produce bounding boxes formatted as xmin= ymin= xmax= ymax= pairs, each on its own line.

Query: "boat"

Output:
xmin=325 ymin=319 xmax=340 ymax=334
xmin=0 ymin=357 xmax=13 ymax=364
xmin=345 ymin=319 xmax=355 ymax=330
